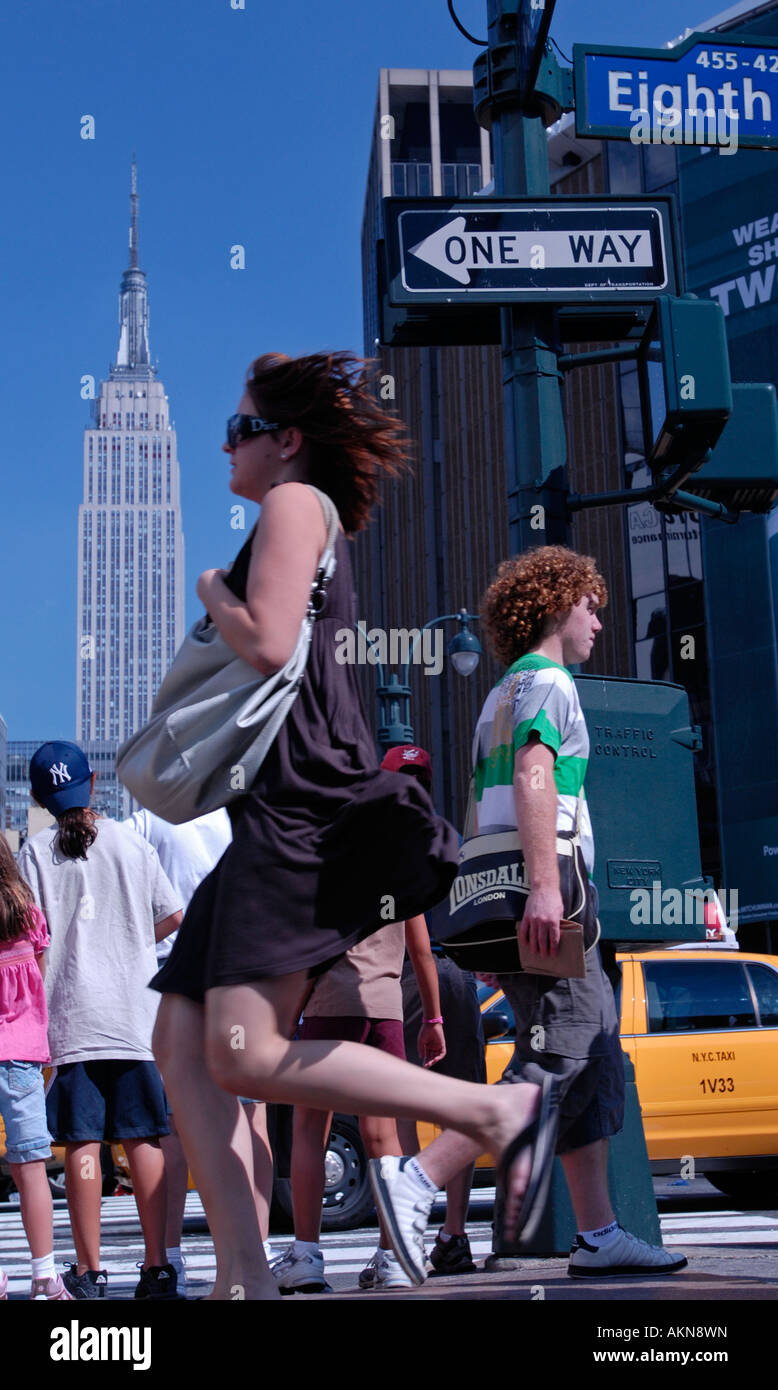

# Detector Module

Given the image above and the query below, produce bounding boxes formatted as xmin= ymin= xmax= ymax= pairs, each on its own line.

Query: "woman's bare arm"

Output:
xmin=196 ymin=483 xmax=327 ymax=674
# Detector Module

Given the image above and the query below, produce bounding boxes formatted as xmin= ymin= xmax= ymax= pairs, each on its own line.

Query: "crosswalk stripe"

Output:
xmin=2 ymin=1189 xmax=777 ymax=1295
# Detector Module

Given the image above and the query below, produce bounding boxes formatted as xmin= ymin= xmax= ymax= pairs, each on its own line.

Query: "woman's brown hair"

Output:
xmin=55 ymin=807 xmax=98 ymax=861
xmin=0 ymin=831 xmax=36 ymax=943
xmin=245 ymin=351 xmax=412 ymax=533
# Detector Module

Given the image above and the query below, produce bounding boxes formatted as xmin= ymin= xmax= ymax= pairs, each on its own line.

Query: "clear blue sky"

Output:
xmin=0 ymin=0 xmax=720 ymax=740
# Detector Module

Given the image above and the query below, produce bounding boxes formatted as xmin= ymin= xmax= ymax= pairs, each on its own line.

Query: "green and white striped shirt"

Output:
xmin=472 ymin=653 xmax=595 ymax=873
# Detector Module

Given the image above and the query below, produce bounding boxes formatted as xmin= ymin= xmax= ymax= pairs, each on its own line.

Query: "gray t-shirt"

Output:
xmin=17 ymin=818 xmax=181 ymax=1066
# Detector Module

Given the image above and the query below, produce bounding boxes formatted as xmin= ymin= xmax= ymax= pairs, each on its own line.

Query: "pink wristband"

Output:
xmin=424 ymin=1017 xmax=443 ymax=1025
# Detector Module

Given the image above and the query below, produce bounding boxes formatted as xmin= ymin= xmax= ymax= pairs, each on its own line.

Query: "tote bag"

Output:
xmin=116 ymin=485 xmax=339 ymax=824
xmin=432 ymin=783 xmax=600 ymax=974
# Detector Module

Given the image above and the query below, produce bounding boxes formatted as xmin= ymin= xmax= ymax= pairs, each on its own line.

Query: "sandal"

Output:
xmin=496 ymin=1074 xmax=560 ymax=1246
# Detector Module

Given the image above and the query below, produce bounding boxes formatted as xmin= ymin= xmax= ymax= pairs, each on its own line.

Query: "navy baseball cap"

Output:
xmin=29 ymin=742 xmax=93 ymax=816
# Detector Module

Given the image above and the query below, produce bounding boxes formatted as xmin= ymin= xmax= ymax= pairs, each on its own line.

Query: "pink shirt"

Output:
xmin=0 ymin=905 xmax=50 ymax=1063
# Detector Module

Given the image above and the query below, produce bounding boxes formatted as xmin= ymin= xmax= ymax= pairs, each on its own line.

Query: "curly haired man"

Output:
xmin=369 ymin=546 xmax=688 ymax=1284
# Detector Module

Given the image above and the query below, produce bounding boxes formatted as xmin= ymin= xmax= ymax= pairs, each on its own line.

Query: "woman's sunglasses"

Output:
xmin=226 ymin=414 xmax=280 ymax=448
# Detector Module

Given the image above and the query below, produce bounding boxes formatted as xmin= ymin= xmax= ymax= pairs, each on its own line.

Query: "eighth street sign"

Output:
xmin=384 ymin=197 xmax=677 ymax=304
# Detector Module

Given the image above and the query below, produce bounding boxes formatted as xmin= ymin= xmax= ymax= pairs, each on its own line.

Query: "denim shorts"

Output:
xmin=46 ymin=1060 xmax=170 ymax=1143
xmin=0 ymin=1060 xmax=53 ymax=1163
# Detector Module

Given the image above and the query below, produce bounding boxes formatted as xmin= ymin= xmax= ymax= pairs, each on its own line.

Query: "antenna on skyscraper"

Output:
xmin=129 ymin=154 xmax=139 ymax=269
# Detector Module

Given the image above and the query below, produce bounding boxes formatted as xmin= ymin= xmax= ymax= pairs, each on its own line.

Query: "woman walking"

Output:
xmin=150 ymin=352 xmax=556 ymax=1300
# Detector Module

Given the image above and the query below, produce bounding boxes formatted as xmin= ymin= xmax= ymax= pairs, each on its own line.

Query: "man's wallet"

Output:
xmin=518 ymin=918 xmax=586 ymax=979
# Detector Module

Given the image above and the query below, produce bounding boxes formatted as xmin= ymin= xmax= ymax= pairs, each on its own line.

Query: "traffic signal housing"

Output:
xmin=645 ymin=296 xmax=733 ymax=475
xmin=692 ymin=383 xmax=778 ymax=514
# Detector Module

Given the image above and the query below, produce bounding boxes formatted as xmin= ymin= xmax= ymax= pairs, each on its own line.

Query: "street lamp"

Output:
xmin=448 ymin=615 xmax=482 ymax=676
xmin=357 ymin=609 xmax=482 ymax=749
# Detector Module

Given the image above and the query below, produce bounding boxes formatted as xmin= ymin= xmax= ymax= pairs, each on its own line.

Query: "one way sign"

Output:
xmin=384 ymin=197 xmax=677 ymax=304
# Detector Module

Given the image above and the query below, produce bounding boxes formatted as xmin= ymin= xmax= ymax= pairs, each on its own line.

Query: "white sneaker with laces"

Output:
xmin=368 ymin=1156 xmax=435 ymax=1286
xmin=270 ymin=1243 xmax=329 ymax=1294
xmin=358 ymin=1246 xmax=413 ymax=1291
xmin=568 ymin=1225 xmax=688 ymax=1278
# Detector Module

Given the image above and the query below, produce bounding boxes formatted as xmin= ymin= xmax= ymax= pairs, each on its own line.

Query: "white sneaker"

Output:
xmin=269 ymin=1243 xmax=330 ymax=1294
xmin=368 ymin=1156 xmax=435 ymax=1286
xmin=568 ymin=1225 xmax=688 ymax=1278
xmin=358 ymin=1246 xmax=413 ymax=1291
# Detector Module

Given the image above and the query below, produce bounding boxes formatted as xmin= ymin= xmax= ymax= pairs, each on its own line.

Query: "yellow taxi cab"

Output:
xmin=417 ymin=948 xmax=778 ymax=1204
xmin=618 ymin=947 xmax=778 ymax=1202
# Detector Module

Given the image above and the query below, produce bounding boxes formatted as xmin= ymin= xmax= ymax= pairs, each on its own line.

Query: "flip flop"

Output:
xmin=496 ymin=1074 xmax=560 ymax=1247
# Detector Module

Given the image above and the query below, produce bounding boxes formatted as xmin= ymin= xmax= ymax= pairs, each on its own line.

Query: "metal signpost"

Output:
xmin=574 ymin=32 xmax=778 ymax=149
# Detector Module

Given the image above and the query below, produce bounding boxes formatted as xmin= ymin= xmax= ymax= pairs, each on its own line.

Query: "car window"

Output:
xmin=747 ymin=964 xmax=778 ymax=1027
xmin=643 ymin=960 xmax=756 ymax=1033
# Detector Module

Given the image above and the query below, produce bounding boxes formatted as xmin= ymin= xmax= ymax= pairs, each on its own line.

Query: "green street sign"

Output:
xmin=574 ymin=32 xmax=778 ymax=151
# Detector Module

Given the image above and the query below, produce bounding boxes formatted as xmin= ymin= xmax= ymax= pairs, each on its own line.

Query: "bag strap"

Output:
xmin=304 ymin=485 xmax=340 ymax=618
xmin=305 ymin=484 xmax=340 ymax=558
xmin=586 ymin=916 xmax=602 ymax=954
xmin=462 ymin=773 xmax=479 ymax=841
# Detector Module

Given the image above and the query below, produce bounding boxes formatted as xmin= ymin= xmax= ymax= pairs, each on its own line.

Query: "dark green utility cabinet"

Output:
xmin=575 ymin=675 xmax=708 ymax=943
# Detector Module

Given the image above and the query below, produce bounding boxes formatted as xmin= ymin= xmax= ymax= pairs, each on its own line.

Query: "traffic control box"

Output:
xmin=575 ymin=675 xmax=709 ymax=943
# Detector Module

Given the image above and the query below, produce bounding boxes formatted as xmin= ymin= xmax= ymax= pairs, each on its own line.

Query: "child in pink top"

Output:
xmin=0 ymin=833 xmax=72 ymax=1300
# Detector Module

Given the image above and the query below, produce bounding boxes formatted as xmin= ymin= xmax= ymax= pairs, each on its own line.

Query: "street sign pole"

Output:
xmin=471 ymin=0 xmax=663 ymax=1268
xmin=478 ymin=0 xmax=569 ymax=551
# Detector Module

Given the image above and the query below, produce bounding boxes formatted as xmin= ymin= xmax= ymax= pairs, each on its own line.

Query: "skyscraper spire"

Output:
xmin=113 ymin=156 xmax=153 ymax=376
xmin=129 ymin=152 xmax=139 ymax=269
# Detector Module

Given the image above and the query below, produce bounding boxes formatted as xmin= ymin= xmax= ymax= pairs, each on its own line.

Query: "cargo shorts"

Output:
xmin=497 ymin=943 xmax=625 ymax=1155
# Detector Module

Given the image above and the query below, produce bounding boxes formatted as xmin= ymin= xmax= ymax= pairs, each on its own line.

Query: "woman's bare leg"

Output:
xmin=161 ymin=1118 xmax=190 ymax=1250
xmin=205 ymin=974 xmax=540 ymax=1206
xmin=153 ymin=993 xmax=281 ymax=1301
xmin=244 ymin=1102 xmax=273 ymax=1243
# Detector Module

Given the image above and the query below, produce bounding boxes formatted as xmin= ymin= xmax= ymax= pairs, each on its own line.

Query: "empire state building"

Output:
xmin=76 ymin=162 xmax=185 ymax=763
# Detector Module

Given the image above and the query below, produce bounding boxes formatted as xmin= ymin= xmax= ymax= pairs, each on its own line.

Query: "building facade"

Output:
xmin=76 ymin=163 xmax=185 ymax=810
